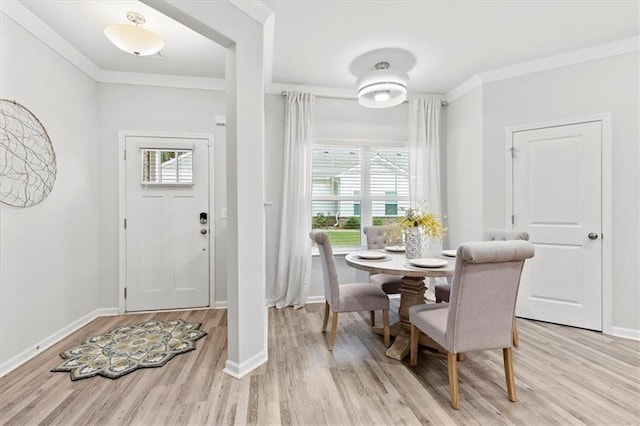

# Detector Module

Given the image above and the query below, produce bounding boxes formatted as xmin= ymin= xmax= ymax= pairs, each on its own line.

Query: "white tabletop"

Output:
xmin=344 ymin=251 xmax=455 ymax=278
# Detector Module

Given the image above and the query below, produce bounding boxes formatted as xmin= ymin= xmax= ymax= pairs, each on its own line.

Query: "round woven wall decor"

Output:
xmin=0 ymin=99 xmax=57 ymax=207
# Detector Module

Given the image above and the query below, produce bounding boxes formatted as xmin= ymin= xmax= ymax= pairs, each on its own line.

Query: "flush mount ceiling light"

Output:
xmin=104 ymin=12 xmax=164 ymax=56
xmin=356 ymin=62 xmax=409 ymax=108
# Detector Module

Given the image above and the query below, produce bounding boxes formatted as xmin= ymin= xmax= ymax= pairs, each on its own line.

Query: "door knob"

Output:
xmin=200 ymin=229 xmax=208 ymax=235
xmin=588 ymin=232 xmax=598 ymax=240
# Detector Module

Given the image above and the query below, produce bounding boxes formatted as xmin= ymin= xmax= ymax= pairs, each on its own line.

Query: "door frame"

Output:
xmin=118 ymin=130 xmax=215 ymax=313
xmin=504 ymin=114 xmax=612 ymax=334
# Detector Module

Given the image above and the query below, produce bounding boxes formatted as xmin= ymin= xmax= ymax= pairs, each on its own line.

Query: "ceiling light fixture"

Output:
xmin=356 ymin=62 xmax=408 ymax=108
xmin=104 ymin=12 xmax=164 ymax=56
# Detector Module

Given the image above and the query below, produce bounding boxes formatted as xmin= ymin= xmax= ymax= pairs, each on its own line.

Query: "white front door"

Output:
xmin=512 ymin=121 xmax=602 ymax=330
xmin=125 ymin=136 xmax=210 ymax=311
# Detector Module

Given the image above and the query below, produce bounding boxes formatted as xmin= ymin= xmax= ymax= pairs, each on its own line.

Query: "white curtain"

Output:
xmin=408 ymin=98 xmax=445 ymax=301
xmin=269 ymin=92 xmax=314 ymax=309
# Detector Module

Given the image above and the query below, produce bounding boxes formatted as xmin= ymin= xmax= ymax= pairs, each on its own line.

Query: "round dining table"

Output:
xmin=345 ymin=251 xmax=455 ymax=360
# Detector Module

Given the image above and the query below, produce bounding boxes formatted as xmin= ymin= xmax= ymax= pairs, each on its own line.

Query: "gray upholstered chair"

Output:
xmin=363 ymin=226 xmax=404 ymax=296
xmin=310 ymin=230 xmax=390 ymax=351
xmin=409 ymin=240 xmax=534 ymax=409
xmin=434 ymin=228 xmax=529 ymax=346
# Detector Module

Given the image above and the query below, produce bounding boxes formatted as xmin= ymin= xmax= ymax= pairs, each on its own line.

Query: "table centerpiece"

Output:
xmin=391 ymin=201 xmax=447 ymax=259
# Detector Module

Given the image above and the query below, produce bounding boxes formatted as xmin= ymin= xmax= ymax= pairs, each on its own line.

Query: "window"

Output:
xmin=312 ymin=141 xmax=409 ymax=248
xmin=141 ymin=149 xmax=193 ymax=185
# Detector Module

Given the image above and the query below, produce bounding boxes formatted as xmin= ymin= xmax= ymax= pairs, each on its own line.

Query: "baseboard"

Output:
xmin=0 ymin=307 xmax=117 ymax=377
xmin=213 ymin=301 xmax=228 ymax=309
xmin=610 ymin=326 xmax=640 ymax=341
xmin=95 ymin=307 xmax=120 ymax=317
xmin=306 ymin=296 xmax=326 ymax=304
xmin=223 ymin=350 xmax=268 ymax=379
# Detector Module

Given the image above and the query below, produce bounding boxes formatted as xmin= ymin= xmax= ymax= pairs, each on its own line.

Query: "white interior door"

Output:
xmin=512 ymin=121 xmax=602 ymax=331
xmin=125 ymin=136 xmax=210 ymax=311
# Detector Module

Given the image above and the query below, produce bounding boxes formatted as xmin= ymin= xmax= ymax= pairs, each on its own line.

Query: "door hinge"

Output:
xmin=124 ymin=218 xmax=127 ymax=229
xmin=511 ymin=215 xmax=515 ymax=225
xmin=124 ymin=288 xmax=127 ymax=299
xmin=124 ymin=150 xmax=127 ymax=160
xmin=510 ymin=147 xmax=516 ymax=158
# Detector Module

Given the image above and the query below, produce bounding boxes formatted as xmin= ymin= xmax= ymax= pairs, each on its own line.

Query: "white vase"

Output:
xmin=405 ymin=228 xmax=423 ymax=259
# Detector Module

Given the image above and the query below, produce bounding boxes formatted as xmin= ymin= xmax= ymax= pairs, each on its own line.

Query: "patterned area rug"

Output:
xmin=51 ymin=319 xmax=207 ymax=381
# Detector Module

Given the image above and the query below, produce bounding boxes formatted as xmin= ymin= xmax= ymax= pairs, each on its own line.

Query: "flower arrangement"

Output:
xmin=390 ymin=201 xmax=447 ymax=242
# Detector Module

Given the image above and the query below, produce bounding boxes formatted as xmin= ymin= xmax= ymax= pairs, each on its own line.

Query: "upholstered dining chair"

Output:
xmin=310 ymin=230 xmax=390 ymax=351
xmin=409 ymin=240 xmax=534 ymax=409
xmin=363 ymin=226 xmax=404 ymax=296
xmin=434 ymin=228 xmax=529 ymax=346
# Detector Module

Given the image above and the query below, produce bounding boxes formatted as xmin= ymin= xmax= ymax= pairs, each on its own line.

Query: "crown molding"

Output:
xmin=229 ymin=0 xmax=274 ymax=24
xmin=444 ymin=36 xmax=640 ymax=104
xmin=1 ymin=0 xmax=101 ymax=80
xmin=99 ymin=70 xmax=225 ymax=91
xmin=442 ymin=75 xmax=483 ymax=103
xmin=482 ymin=35 xmax=639 ymax=85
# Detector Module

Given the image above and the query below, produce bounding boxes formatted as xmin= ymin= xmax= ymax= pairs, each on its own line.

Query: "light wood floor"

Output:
xmin=1 ymin=303 xmax=639 ymax=425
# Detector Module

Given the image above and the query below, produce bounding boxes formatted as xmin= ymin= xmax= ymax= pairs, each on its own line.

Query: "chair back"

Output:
xmin=309 ymin=230 xmax=340 ymax=309
xmin=483 ymin=228 xmax=529 ymax=241
xmin=447 ymin=240 xmax=534 ymax=353
xmin=363 ymin=226 xmax=401 ymax=249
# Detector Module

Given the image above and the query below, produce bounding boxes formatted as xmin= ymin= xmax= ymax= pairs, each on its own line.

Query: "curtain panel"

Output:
xmin=269 ymin=92 xmax=315 ymax=309
xmin=408 ymin=98 xmax=445 ymax=300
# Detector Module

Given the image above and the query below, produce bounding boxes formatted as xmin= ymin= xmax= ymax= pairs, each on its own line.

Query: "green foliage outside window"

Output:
xmin=313 ymin=212 xmax=327 ymax=229
xmin=343 ymin=216 xmax=360 ymax=229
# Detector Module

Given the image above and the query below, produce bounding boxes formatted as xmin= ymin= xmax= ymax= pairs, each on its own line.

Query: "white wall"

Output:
xmin=97 ymin=84 xmax=227 ymax=308
xmin=314 ymin=97 xmax=408 ymax=141
xmin=0 ymin=14 xmax=99 ymax=365
xmin=481 ymin=52 xmax=639 ymax=332
xmin=445 ymin=87 xmax=484 ymax=246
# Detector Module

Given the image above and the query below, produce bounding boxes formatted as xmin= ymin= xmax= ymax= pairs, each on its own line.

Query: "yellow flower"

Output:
xmin=388 ymin=201 xmax=447 ymax=242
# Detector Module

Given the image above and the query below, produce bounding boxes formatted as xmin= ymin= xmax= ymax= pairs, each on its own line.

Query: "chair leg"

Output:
xmin=382 ymin=310 xmax=390 ymax=348
xmin=328 ymin=312 xmax=339 ymax=351
xmin=512 ymin=318 xmax=520 ymax=347
xmin=370 ymin=311 xmax=376 ymax=328
xmin=447 ymin=352 xmax=460 ymax=410
xmin=410 ymin=325 xmax=419 ymax=366
xmin=503 ymin=348 xmax=517 ymax=402
xmin=322 ymin=301 xmax=330 ymax=333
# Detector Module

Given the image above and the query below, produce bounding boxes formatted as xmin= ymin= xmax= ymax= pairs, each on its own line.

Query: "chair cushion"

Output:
xmin=459 ymin=240 xmax=534 ymax=264
xmin=482 ymin=228 xmax=529 ymax=241
xmin=363 ymin=226 xmax=401 ymax=249
xmin=337 ymin=283 xmax=390 ymax=313
xmin=434 ymin=283 xmax=451 ymax=303
xmin=370 ymin=273 xmax=403 ymax=294
xmin=409 ymin=303 xmax=449 ymax=348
